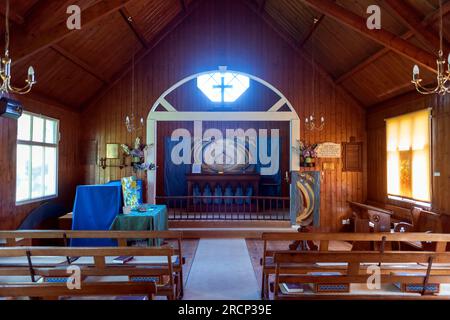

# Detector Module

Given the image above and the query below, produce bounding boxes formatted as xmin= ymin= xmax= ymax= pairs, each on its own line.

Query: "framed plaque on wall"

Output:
xmin=342 ymin=137 xmax=363 ymax=172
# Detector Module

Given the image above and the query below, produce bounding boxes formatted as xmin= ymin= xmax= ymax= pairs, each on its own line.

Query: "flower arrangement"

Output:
xmin=121 ymin=137 xmax=156 ymax=172
xmin=298 ymin=141 xmax=318 ymax=167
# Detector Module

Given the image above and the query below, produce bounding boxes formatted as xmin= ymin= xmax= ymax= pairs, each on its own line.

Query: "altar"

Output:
xmin=186 ymin=173 xmax=260 ymax=198
xmin=110 ymin=204 xmax=168 ymax=245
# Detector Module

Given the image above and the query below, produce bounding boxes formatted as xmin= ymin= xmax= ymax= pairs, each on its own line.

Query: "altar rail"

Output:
xmin=156 ymin=196 xmax=290 ymax=221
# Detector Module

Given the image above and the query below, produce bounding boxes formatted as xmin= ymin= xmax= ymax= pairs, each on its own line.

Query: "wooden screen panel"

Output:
xmin=342 ymin=139 xmax=363 ymax=172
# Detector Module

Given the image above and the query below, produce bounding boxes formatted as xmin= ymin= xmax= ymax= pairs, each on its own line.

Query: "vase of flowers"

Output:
xmin=299 ymin=141 xmax=318 ymax=167
xmin=121 ymin=137 xmax=156 ymax=172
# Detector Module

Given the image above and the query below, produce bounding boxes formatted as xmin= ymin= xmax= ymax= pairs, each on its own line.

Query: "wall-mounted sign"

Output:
xmin=316 ymin=143 xmax=341 ymax=158
xmin=322 ymin=162 xmax=335 ymax=171
xmin=343 ymin=137 xmax=363 ymax=172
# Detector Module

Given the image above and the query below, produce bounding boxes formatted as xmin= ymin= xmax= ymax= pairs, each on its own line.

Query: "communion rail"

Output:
xmin=156 ymin=196 xmax=290 ymax=221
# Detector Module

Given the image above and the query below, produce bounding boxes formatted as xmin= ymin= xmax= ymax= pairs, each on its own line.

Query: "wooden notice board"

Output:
xmin=342 ymin=138 xmax=362 ymax=172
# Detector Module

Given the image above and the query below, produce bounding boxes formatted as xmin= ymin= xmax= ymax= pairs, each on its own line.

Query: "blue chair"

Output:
xmin=214 ymin=185 xmax=223 ymax=205
xmin=235 ymin=185 xmax=244 ymax=205
xmin=19 ymin=202 xmax=67 ymax=230
xmin=245 ymin=185 xmax=253 ymax=205
xmin=203 ymin=184 xmax=212 ymax=205
xmin=224 ymin=184 xmax=233 ymax=205
xmin=193 ymin=184 xmax=201 ymax=205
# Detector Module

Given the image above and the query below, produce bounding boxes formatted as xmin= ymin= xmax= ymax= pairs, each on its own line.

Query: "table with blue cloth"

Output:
xmin=109 ymin=204 xmax=168 ymax=246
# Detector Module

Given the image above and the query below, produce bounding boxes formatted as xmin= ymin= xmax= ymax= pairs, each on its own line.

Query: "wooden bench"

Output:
xmin=348 ymin=201 xmax=393 ymax=233
xmin=0 ymin=246 xmax=177 ymax=300
xmin=394 ymin=207 xmax=444 ymax=251
xmin=0 ymin=281 xmax=157 ymax=300
xmin=0 ymin=230 xmax=185 ymax=298
xmin=273 ymin=250 xmax=450 ymax=300
xmin=260 ymin=232 xmax=450 ymax=299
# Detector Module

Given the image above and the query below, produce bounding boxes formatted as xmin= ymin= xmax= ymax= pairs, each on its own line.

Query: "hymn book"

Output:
xmin=112 ymin=256 xmax=134 ymax=264
xmin=280 ymin=283 xmax=304 ymax=294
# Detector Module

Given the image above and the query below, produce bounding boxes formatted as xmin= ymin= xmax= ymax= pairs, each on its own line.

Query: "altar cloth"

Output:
xmin=71 ymin=184 xmax=122 ymax=247
xmin=110 ymin=204 xmax=168 ymax=245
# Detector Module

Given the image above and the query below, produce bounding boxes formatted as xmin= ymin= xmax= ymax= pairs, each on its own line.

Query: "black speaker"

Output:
xmin=0 ymin=97 xmax=23 ymax=119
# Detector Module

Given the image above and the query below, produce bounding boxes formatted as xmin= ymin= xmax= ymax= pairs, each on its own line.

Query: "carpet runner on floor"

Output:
xmin=183 ymin=239 xmax=259 ymax=300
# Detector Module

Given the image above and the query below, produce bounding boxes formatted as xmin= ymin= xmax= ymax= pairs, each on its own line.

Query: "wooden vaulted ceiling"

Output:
xmin=1 ymin=0 xmax=449 ymax=111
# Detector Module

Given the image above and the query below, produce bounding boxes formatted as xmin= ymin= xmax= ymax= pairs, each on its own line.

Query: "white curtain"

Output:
xmin=386 ymin=109 xmax=430 ymax=202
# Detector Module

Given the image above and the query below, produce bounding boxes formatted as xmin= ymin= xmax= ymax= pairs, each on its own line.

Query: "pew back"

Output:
xmin=348 ymin=201 xmax=393 ymax=233
xmin=259 ymin=232 xmax=450 ymax=299
xmin=0 ymin=230 xmax=185 ymax=299
xmin=0 ymin=282 xmax=157 ymax=300
xmin=411 ymin=207 xmax=443 ymax=233
xmin=273 ymin=250 xmax=450 ymax=300
xmin=0 ymin=246 xmax=176 ymax=299
xmin=262 ymin=232 xmax=450 ymax=253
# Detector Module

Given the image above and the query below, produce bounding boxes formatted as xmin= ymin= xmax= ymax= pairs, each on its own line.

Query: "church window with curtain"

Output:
xmin=386 ymin=109 xmax=431 ymax=206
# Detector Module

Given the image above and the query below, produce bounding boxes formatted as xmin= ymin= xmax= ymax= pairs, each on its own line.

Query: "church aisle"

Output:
xmin=182 ymin=239 xmax=260 ymax=300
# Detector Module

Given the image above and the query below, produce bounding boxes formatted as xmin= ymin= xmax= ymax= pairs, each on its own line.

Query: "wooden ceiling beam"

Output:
xmin=299 ymin=1 xmax=337 ymax=48
xmin=119 ymin=7 xmax=149 ymax=49
xmin=81 ymin=0 xmax=205 ymax=111
xmin=0 ymin=3 xmax=25 ymax=25
xmin=336 ymin=3 xmax=448 ymax=84
xmin=243 ymin=0 xmax=334 ymax=84
xmin=384 ymin=0 xmax=448 ymax=53
xmin=51 ymin=45 xmax=110 ymax=84
xmin=299 ymin=0 xmax=437 ymax=73
xmin=11 ymin=0 xmax=134 ymax=65
xmin=243 ymin=0 xmax=365 ymax=108
xmin=299 ymin=15 xmax=325 ymax=48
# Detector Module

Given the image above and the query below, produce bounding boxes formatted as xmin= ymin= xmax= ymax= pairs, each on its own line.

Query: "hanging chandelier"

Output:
xmin=125 ymin=47 xmax=143 ymax=133
xmin=305 ymin=18 xmax=325 ymax=131
xmin=0 ymin=0 xmax=36 ymax=94
xmin=412 ymin=0 xmax=449 ymax=96
xmin=305 ymin=114 xmax=325 ymax=131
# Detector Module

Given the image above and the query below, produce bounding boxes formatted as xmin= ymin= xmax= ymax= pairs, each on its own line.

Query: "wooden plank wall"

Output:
xmin=0 ymin=95 xmax=81 ymax=229
xmin=367 ymin=92 xmax=450 ymax=218
xmin=80 ymin=0 xmax=366 ymax=231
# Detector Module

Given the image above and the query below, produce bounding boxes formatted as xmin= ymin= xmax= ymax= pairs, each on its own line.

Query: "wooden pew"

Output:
xmin=394 ymin=207 xmax=443 ymax=251
xmin=0 ymin=246 xmax=177 ymax=300
xmin=348 ymin=202 xmax=394 ymax=250
xmin=0 ymin=230 xmax=185 ymax=298
xmin=348 ymin=201 xmax=393 ymax=233
xmin=0 ymin=282 xmax=157 ymax=300
xmin=273 ymin=251 xmax=450 ymax=300
xmin=260 ymin=232 xmax=450 ymax=299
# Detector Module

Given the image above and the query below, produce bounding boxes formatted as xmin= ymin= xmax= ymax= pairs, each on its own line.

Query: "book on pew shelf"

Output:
xmin=391 ymin=272 xmax=440 ymax=293
xmin=280 ymin=283 xmax=304 ymax=294
xmin=307 ymin=272 xmax=350 ymax=293
xmin=112 ymin=256 xmax=134 ymax=264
